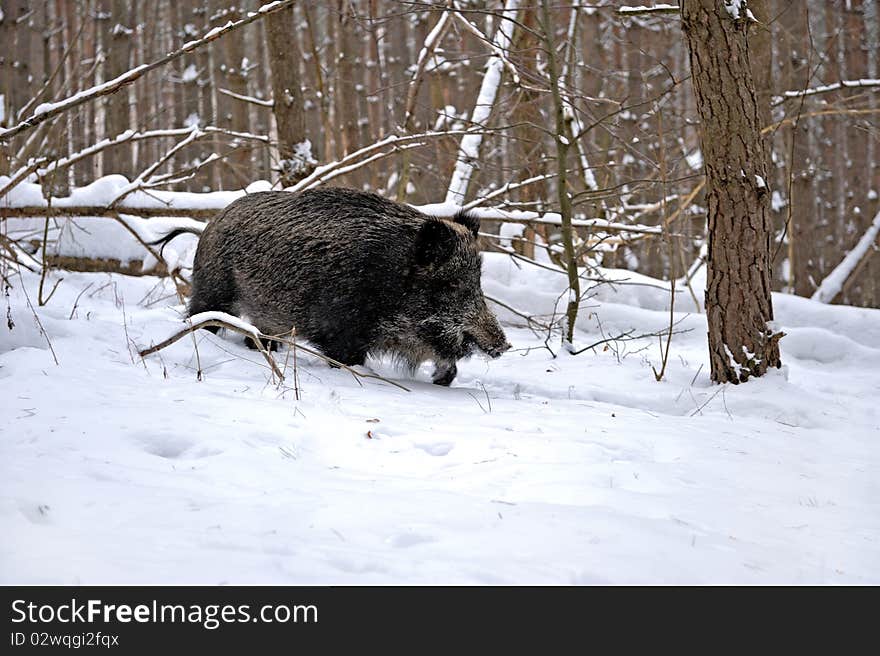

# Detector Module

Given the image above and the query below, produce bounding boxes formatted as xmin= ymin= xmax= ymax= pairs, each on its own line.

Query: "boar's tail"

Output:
xmin=147 ymin=226 xmax=204 ymax=258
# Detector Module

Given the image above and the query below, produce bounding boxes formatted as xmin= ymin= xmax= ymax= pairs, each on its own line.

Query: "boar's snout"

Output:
xmin=485 ymin=340 xmax=512 ymax=359
xmin=464 ymin=306 xmax=510 ymax=359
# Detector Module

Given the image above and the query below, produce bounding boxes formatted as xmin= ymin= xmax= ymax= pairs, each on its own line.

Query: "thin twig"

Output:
xmin=139 ymin=315 xmax=410 ymax=392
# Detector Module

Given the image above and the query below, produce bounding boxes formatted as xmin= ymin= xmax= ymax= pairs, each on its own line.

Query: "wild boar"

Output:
xmin=158 ymin=187 xmax=510 ymax=385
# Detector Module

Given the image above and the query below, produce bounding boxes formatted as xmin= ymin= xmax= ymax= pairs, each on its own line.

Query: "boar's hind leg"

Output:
xmin=186 ymin=270 xmax=243 ymax=338
xmin=432 ymin=361 xmax=457 ymax=386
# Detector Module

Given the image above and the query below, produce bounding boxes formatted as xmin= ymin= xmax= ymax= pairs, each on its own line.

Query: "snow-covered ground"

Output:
xmin=1 ymin=255 xmax=878 ymax=583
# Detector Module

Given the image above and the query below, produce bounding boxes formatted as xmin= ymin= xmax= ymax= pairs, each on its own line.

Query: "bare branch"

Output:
xmin=139 ymin=313 xmax=411 ymax=392
xmin=0 ymin=0 xmax=295 ymax=142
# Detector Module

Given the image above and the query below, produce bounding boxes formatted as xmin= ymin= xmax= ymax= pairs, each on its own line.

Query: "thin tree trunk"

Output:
xmin=681 ymin=0 xmax=782 ymax=384
xmin=540 ymin=0 xmax=580 ymax=346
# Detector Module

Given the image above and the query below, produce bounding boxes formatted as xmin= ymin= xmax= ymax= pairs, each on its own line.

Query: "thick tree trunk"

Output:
xmin=334 ymin=0 xmax=361 ymax=186
xmin=99 ymin=0 xmax=133 ymax=178
xmin=265 ymin=2 xmax=315 ymax=186
xmin=681 ymin=0 xmax=782 ymax=384
xmin=748 ymin=0 xmax=772 ymax=169
xmin=211 ymin=2 xmax=250 ymax=189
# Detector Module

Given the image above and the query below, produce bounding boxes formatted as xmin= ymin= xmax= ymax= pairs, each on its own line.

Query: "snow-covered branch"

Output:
xmin=402 ymin=4 xmax=453 ymax=129
xmin=0 ymin=157 xmax=50 ymax=202
xmin=461 ymin=174 xmax=559 ymax=210
xmin=288 ymin=129 xmax=481 ymax=193
xmin=33 ymin=128 xmax=194 ymax=181
xmin=445 ymin=0 xmax=522 ymax=204
xmin=616 ymin=4 xmax=680 ymax=16
xmin=811 ymin=210 xmax=880 ymax=304
xmin=218 ymin=87 xmax=275 ymax=108
xmin=416 ymin=201 xmax=664 ymax=236
xmin=775 ymin=78 xmax=880 ymax=104
xmin=0 ymin=0 xmax=294 ymax=142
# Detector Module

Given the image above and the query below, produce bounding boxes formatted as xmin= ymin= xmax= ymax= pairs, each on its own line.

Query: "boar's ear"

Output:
xmin=414 ymin=219 xmax=458 ymax=266
xmin=452 ymin=210 xmax=480 ymax=239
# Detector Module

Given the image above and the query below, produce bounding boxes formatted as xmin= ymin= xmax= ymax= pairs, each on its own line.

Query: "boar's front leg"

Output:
xmin=432 ymin=360 xmax=458 ymax=386
xmin=323 ymin=345 xmax=368 ymax=369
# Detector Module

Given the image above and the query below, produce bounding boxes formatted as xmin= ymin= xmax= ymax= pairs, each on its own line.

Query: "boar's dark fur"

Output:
xmin=175 ymin=187 xmax=510 ymax=385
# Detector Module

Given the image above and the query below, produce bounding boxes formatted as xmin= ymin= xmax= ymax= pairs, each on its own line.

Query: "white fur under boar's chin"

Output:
xmin=154 ymin=187 xmax=510 ymax=386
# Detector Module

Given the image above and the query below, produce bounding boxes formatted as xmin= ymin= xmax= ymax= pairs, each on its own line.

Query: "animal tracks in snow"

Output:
xmin=415 ymin=441 xmax=455 ymax=456
xmin=131 ymin=432 xmax=222 ymax=460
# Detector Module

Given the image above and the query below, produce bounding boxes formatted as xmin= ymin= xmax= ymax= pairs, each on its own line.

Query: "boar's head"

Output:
xmin=408 ymin=211 xmax=511 ymax=363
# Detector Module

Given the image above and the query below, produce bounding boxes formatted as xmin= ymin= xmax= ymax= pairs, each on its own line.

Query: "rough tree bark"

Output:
xmin=98 ymin=0 xmax=133 ymax=178
xmin=211 ymin=1 xmax=250 ymax=188
xmin=680 ymin=0 xmax=782 ymax=383
xmin=265 ymin=2 xmax=315 ymax=186
xmin=334 ymin=0 xmax=360 ymax=163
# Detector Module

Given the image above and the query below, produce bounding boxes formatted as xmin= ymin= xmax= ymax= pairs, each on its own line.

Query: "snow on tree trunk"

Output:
xmin=681 ymin=0 xmax=782 ymax=384
xmin=444 ymin=0 xmax=521 ymax=205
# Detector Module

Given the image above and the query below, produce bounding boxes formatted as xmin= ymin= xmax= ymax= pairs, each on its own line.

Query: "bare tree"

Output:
xmin=210 ymin=1 xmax=250 ymax=188
xmin=681 ymin=0 xmax=783 ymax=383
xmin=540 ymin=0 xmax=580 ymax=346
xmin=265 ymin=1 xmax=315 ymax=186
xmin=98 ymin=0 xmax=134 ymax=178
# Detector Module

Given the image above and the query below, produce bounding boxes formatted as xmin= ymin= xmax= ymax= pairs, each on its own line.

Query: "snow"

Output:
xmin=771 ymin=190 xmax=786 ymax=212
xmin=187 ymin=311 xmax=261 ymax=338
xmin=181 ymin=64 xmax=198 ymax=83
xmin=1 ymin=174 xmax=273 ymax=212
xmin=811 ymin=210 xmax=880 ymax=304
xmin=498 ymin=222 xmax=526 ymax=249
xmin=280 ymin=140 xmax=317 ymax=177
xmin=778 ymin=78 xmax=880 ymax=102
xmin=1 ymin=255 xmax=878 ymax=584
xmin=617 ymin=4 xmax=680 ymax=14
xmin=686 ymin=149 xmax=703 ymax=172
xmin=414 ymin=10 xmax=450 ymax=80
xmin=198 ymin=22 xmax=233 ymax=43
xmin=0 ymin=176 xmax=271 ymax=270
xmin=723 ymin=0 xmax=757 ymax=22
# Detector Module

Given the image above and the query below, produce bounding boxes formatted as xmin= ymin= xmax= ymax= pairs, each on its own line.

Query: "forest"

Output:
xmin=2 ymin=0 xmax=879 ymax=309
xmin=1 ymin=1 xmax=878 ymax=585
